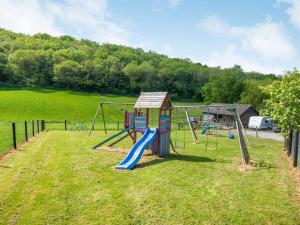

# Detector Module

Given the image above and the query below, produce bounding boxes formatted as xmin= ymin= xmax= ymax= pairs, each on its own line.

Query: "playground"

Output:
xmin=89 ymin=92 xmax=250 ymax=170
xmin=0 ymin=91 xmax=299 ymax=224
xmin=0 ymin=130 xmax=299 ymax=224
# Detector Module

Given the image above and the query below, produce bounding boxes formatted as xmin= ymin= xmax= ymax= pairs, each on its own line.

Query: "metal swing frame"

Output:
xmin=88 ymin=101 xmax=135 ymax=136
xmin=173 ymin=104 xmax=251 ymax=166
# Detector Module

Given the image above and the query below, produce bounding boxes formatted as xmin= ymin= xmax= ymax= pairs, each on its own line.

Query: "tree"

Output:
xmin=0 ymin=52 xmax=8 ymax=82
xmin=202 ymin=66 xmax=245 ymax=103
xmin=239 ymin=79 xmax=272 ymax=109
xmin=261 ymin=70 xmax=300 ymax=136
xmin=53 ymin=60 xmax=84 ymax=88
xmin=123 ymin=61 xmax=157 ymax=94
xmin=8 ymin=49 xmax=53 ymax=85
xmin=0 ymin=28 xmax=279 ymax=100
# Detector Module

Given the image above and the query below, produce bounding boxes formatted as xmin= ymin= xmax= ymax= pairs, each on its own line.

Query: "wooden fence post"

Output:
xmin=37 ymin=120 xmax=40 ymax=133
xmin=255 ymin=126 xmax=258 ymax=138
xmin=293 ymin=130 xmax=299 ymax=167
xmin=32 ymin=120 xmax=35 ymax=137
xmin=12 ymin=122 xmax=17 ymax=149
xmin=25 ymin=121 xmax=28 ymax=142
xmin=64 ymin=120 xmax=67 ymax=130
xmin=41 ymin=120 xmax=45 ymax=131
xmin=287 ymin=128 xmax=293 ymax=156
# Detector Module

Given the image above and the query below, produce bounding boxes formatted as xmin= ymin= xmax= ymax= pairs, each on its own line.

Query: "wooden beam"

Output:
xmin=185 ymin=111 xmax=198 ymax=143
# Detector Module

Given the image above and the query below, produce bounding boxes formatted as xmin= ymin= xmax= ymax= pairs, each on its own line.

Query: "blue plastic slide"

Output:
xmin=116 ymin=128 xmax=158 ymax=170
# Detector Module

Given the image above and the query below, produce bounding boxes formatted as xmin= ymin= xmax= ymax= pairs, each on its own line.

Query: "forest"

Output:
xmin=0 ymin=28 xmax=277 ymax=106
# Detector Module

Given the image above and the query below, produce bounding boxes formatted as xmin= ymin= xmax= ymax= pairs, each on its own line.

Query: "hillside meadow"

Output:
xmin=0 ymin=87 xmax=203 ymax=121
xmin=0 ymin=87 xmax=201 ymax=153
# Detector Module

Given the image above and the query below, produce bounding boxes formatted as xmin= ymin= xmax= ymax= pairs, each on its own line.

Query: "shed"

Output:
xmin=134 ymin=92 xmax=172 ymax=109
xmin=203 ymin=103 xmax=259 ymax=127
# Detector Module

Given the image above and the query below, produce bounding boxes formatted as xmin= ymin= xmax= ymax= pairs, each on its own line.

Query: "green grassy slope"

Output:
xmin=0 ymin=87 xmax=138 ymax=153
xmin=0 ymin=87 xmax=202 ymax=121
xmin=0 ymin=131 xmax=298 ymax=225
xmin=0 ymin=87 xmax=203 ymax=153
xmin=0 ymin=87 xmax=138 ymax=121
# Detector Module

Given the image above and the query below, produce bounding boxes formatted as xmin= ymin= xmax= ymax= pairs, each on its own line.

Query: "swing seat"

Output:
xmin=200 ymin=127 xmax=207 ymax=134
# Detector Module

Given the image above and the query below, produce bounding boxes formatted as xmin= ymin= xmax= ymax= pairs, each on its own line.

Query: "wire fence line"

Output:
xmin=0 ymin=120 xmax=42 ymax=154
xmin=0 ymin=118 xmax=235 ymax=155
xmin=0 ymin=120 xmax=64 ymax=155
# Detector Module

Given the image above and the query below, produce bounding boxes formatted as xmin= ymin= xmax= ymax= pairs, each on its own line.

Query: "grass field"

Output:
xmin=0 ymin=130 xmax=299 ymax=225
xmin=0 ymin=87 xmax=137 ymax=121
xmin=0 ymin=87 xmax=202 ymax=154
xmin=0 ymin=87 xmax=299 ymax=224
xmin=0 ymin=87 xmax=202 ymax=121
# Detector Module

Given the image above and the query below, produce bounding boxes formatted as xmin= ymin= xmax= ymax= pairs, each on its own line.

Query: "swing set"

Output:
xmin=88 ymin=102 xmax=135 ymax=136
xmin=88 ymin=98 xmax=251 ymax=168
xmin=172 ymin=104 xmax=250 ymax=156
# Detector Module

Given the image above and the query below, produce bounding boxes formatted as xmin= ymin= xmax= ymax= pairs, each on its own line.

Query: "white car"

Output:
xmin=248 ymin=116 xmax=273 ymax=129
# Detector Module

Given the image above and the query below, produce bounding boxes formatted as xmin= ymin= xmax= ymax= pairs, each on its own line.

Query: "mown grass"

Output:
xmin=0 ymin=87 xmax=137 ymax=121
xmin=0 ymin=86 xmax=202 ymax=122
xmin=0 ymin=87 xmax=201 ymax=153
xmin=0 ymin=130 xmax=298 ymax=225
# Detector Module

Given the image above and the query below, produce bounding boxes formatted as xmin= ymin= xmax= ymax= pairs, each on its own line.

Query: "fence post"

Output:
xmin=41 ymin=120 xmax=45 ymax=131
xmin=117 ymin=121 xmax=119 ymax=130
xmin=37 ymin=120 xmax=40 ymax=133
xmin=288 ymin=128 xmax=293 ymax=156
xmin=32 ymin=120 xmax=35 ymax=137
xmin=255 ymin=126 xmax=258 ymax=138
xmin=64 ymin=120 xmax=67 ymax=130
xmin=12 ymin=122 xmax=17 ymax=149
xmin=293 ymin=130 xmax=299 ymax=167
xmin=25 ymin=121 xmax=28 ymax=142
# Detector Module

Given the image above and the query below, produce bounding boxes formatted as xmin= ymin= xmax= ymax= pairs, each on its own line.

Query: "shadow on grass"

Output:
xmin=0 ymin=85 xmax=97 ymax=96
xmin=137 ymin=153 xmax=231 ymax=168
xmin=0 ymin=86 xmax=60 ymax=93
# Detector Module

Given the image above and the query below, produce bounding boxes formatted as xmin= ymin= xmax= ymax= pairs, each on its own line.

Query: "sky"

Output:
xmin=0 ymin=0 xmax=299 ymax=74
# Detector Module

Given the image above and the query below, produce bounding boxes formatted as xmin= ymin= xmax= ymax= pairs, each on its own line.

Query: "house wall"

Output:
xmin=217 ymin=115 xmax=235 ymax=127
xmin=203 ymin=106 xmax=259 ymax=128
xmin=203 ymin=113 xmax=235 ymax=127
xmin=240 ymin=107 xmax=259 ymax=127
xmin=203 ymin=114 xmax=214 ymax=121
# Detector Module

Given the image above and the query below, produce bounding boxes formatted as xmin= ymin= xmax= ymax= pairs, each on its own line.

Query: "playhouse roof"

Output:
xmin=134 ymin=92 xmax=172 ymax=109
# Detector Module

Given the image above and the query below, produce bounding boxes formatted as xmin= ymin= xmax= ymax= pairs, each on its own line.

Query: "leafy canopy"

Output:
xmin=261 ymin=70 xmax=300 ymax=135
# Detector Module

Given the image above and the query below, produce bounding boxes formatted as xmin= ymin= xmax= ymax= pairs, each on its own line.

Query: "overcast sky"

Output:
xmin=0 ymin=0 xmax=299 ymax=74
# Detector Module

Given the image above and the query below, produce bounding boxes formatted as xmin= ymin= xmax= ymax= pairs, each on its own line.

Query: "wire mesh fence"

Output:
xmin=0 ymin=120 xmax=44 ymax=154
xmin=0 ymin=116 xmax=236 ymax=155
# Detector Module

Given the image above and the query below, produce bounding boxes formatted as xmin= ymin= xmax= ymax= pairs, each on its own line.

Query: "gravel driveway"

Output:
xmin=245 ymin=129 xmax=284 ymax=141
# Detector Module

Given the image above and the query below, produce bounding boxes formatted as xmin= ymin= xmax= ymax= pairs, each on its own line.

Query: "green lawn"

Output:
xmin=0 ymin=87 xmax=137 ymax=121
xmin=0 ymin=130 xmax=299 ymax=225
xmin=0 ymin=87 xmax=202 ymax=153
xmin=0 ymin=87 xmax=202 ymax=122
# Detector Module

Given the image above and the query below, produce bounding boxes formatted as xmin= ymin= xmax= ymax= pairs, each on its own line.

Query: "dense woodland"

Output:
xmin=0 ymin=28 xmax=278 ymax=106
